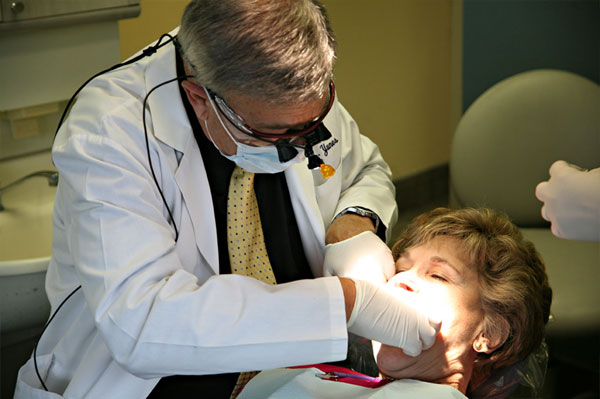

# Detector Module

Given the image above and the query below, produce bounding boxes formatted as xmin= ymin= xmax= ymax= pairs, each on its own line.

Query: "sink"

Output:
xmin=0 ymin=151 xmax=55 ymax=333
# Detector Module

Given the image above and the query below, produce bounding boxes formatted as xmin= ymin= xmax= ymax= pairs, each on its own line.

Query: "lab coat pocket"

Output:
xmin=310 ymin=164 xmax=339 ymax=188
xmin=314 ymin=168 xmax=342 ymax=227
xmin=310 ymin=136 xmax=342 ymax=189
xmin=14 ymin=355 xmax=64 ymax=399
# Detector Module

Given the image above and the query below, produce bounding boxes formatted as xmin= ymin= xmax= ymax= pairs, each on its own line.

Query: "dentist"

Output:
xmin=15 ymin=1 xmax=439 ymax=398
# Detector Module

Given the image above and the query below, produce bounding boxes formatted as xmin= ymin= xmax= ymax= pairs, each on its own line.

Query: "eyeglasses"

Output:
xmin=207 ymin=80 xmax=335 ymax=140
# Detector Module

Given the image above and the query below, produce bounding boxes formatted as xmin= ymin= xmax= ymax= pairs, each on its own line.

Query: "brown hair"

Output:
xmin=392 ymin=208 xmax=552 ymax=382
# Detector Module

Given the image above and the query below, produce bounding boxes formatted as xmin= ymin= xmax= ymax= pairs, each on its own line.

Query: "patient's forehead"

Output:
xmin=405 ymin=236 xmax=476 ymax=268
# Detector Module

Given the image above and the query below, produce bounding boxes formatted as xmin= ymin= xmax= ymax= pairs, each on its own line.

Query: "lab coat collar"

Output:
xmin=143 ymin=28 xmax=190 ymax=154
xmin=175 ymin=134 xmax=220 ymax=274
xmin=143 ymin=28 xmax=220 ymax=274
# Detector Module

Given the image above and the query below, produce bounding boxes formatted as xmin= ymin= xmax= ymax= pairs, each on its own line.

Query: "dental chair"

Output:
xmin=449 ymin=69 xmax=600 ymax=398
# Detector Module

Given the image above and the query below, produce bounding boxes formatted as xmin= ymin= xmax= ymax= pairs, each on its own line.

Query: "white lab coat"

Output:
xmin=15 ymin=30 xmax=397 ymax=399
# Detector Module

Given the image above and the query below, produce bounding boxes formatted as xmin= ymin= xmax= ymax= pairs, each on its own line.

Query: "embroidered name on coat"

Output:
xmin=319 ymin=138 xmax=339 ymax=157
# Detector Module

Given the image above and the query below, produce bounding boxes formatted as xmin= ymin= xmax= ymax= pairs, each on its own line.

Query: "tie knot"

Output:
xmin=231 ymin=165 xmax=255 ymax=185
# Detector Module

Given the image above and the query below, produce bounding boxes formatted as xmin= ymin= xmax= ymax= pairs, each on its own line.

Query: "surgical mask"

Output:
xmin=203 ymin=92 xmax=304 ymax=174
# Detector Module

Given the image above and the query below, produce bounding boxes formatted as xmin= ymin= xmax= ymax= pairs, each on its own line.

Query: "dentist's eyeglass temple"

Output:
xmin=0 ymin=170 xmax=58 ymax=211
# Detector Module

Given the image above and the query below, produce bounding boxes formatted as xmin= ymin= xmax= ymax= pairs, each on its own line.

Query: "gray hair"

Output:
xmin=178 ymin=0 xmax=336 ymax=104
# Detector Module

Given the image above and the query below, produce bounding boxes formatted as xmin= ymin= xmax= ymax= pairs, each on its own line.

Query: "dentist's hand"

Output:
xmin=340 ymin=278 xmax=441 ymax=357
xmin=324 ymin=231 xmax=395 ymax=285
xmin=535 ymin=160 xmax=600 ymax=242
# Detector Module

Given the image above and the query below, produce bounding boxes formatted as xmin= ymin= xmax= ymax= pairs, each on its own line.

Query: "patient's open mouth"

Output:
xmin=396 ymin=282 xmax=414 ymax=292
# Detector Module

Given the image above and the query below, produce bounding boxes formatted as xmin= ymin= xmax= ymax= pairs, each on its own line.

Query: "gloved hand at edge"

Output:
xmin=535 ymin=160 xmax=600 ymax=242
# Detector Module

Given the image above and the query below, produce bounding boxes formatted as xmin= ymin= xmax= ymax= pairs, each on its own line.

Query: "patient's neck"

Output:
xmin=432 ymin=364 xmax=472 ymax=394
xmin=423 ymin=352 xmax=475 ymax=394
xmin=377 ymin=344 xmax=477 ymax=395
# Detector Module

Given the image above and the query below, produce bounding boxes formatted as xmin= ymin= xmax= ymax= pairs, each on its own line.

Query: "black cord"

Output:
xmin=54 ymin=33 xmax=176 ymax=140
xmin=53 ymin=33 xmax=183 ymax=241
xmin=34 ymin=285 xmax=82 ymax=391
xmin=36 ymin=33 xmax=180 ymax=392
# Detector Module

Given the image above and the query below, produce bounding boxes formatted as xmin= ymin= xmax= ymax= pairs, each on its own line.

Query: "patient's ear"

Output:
xmin=474 ymin=319 xmax=509 ymax=354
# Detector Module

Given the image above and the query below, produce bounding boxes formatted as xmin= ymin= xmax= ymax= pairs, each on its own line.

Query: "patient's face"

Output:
xmin=377 ymin=236 xmax=484 ymax=381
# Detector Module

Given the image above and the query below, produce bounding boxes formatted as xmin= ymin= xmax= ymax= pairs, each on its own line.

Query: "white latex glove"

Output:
xmin=347 ymin=279 xmax=441 ymax=357
xmin=535 ymin=160 xmax=600 ymax=242
xmin=323 ymin=231 xmax=395 ymax=285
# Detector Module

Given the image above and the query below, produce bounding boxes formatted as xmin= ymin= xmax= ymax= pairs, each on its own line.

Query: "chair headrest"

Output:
xmin=450 ymin=69 xmax=599 ymax=227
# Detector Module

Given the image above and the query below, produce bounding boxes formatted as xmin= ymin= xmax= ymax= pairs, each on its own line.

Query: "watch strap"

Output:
xmin=332 ymin=206 xmax=381 ymax=232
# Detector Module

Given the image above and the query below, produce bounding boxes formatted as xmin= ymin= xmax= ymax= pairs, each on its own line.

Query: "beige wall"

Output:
xmin=119 ymin=0 xmax=188 ymax=59
xmin=118 ymin=0 xmax=462 ymax=180
xmin=322 ymin=0 xmax=462 ymax=179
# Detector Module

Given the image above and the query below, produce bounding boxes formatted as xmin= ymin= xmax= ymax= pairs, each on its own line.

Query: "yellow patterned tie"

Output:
xmin=227 ymin=166 xmax=276 ymax=398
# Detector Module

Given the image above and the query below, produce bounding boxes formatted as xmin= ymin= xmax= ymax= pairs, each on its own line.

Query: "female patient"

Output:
xmin=376 ymin=207 xmax=552 ymax=396
xmin=238 ymin=207 xmax=553 ymax=398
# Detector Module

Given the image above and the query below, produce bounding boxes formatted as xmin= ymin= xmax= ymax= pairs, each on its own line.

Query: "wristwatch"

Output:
xmin=332 ymin=206 xmax=380 ymax=231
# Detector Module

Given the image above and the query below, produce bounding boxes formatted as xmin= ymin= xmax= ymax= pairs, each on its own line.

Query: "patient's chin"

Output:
xmin=375 ymin=338 xmax=455 ymax=382
xmin=376 ymin=344 xmax=417 ymax=377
